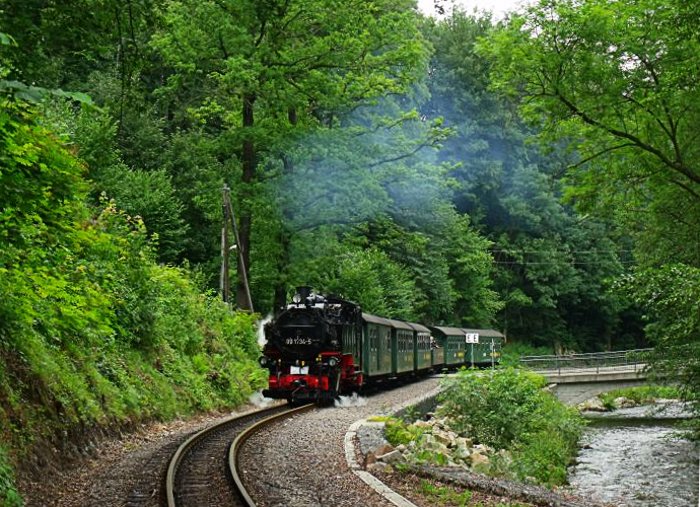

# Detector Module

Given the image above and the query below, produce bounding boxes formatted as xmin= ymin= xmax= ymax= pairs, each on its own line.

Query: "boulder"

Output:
xmin=377 ymin=449 xmax=404 ymax=464
xmin=367 ymin=462 xmax=394 ymax=474
xmin=372 ymin=443 xmax=395 ymax=456
xmin=577 ymin=397 xmax=607 ymax=412
xmin=455 ymin=437 xmax=473 ymax=449
xmin=614 ymin=396 xmax=637 ymax=408
xmin=470 ymin=449 xmax=491 ymax=472
xmin=432 ymin=429 xmax=455 ymax=447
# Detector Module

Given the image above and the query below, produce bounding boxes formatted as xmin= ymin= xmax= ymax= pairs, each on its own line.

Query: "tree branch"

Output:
xmin=554 ymin=89 xmax=700 ymax=187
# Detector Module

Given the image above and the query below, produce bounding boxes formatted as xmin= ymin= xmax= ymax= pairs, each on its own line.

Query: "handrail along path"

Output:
xmin=166 ymin=403 xmax=313 ymax=507
xmin=519 ymin=348 xmax=653 ymax=375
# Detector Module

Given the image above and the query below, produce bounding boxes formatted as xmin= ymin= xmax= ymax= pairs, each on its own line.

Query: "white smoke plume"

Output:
xmin=334 ymin=392 xmax=368 ymax=408
xmin=248 ymin=390 xmax=275 ymax=408
xmin=257 ymin=313 xmax=273 ymax=348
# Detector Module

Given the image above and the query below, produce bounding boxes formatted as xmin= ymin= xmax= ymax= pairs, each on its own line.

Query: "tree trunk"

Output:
xmin=236 ymin=92 xmax=256 ymax=311
xmin=271 ymin=107 xmax=298 ymax=311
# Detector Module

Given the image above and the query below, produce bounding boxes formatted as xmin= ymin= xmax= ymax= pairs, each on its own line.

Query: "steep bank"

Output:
xmin=0 ymin=97 xmax=264 ymax=505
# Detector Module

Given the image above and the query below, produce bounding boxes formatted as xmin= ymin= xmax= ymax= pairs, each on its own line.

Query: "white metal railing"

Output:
xmin=519 ymin=348 xmax=653 ymax=375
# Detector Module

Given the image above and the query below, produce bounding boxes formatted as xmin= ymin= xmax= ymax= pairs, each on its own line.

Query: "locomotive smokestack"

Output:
xmin=296 ymin=286 xmax=312 ymax=302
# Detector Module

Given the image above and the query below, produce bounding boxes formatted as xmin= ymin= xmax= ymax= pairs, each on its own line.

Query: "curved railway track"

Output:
xmin=166 ymin=403 xmax=313 ymax=507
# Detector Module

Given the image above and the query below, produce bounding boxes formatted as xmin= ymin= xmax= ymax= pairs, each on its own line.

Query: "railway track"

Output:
xmin=165 ymin=403 xmax=314 ymax=507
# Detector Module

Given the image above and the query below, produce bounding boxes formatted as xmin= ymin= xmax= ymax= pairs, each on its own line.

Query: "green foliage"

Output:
xmin=482 ymin=0 xmax=700 ymax=267
xmin=0 ymin=445 xmax=22 ymax=507
xmin=385 ymin=417 xmax=429 ymax=447
xmin=423 ymin=11 xmax=631 ymax=350
xmin=439 ymin=368 xmax=585 ymax=485
xmin=291 ymin=239 xmax=418 ymax=320
xmin=0 ymin=94 xmax=264 ymax=506
xmin=598 ymin=385 xmax=680 ymax=410
xmin=499 ymin=342 xmax=553 ymax=367
xmin=99 ymin=167 xmax=189 ymax=264
xmin=615 ymin=265 xmax=700 ymax=438
xmin=419 ymin=480 xmax=473 ymax=506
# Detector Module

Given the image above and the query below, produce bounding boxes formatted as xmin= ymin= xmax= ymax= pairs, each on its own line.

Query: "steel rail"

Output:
xmin=228 ymin=403 xmax=314 ymax=507
xmin=165 ymin=404 xmax=300 ymax=507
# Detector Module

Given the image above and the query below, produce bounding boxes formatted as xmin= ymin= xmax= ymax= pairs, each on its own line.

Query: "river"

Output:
xmin=569 ymin=403 xmax=699 ymax=507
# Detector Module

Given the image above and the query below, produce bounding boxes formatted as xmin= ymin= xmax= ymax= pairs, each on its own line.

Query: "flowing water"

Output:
xmin=569 ymin=403 xmax=699 ymax=507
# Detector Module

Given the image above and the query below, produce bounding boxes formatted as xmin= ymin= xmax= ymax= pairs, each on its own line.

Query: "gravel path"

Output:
xmin=239 ymin=377 xmax=441 ymax=507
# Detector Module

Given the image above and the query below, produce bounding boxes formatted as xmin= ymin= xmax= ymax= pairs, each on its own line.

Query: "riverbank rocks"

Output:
xmin=613 ymin=396 xmax=637 ymax=408
xmin=366 ymin=413 xmax=501 ymax=475
xmin=577 ymin=397 xmax=607 ymax=411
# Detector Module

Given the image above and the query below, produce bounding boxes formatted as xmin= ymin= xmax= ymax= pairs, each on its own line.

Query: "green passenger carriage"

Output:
xmin=361 ymin=313 xmax=393 ymax=378
xmin=463 ymin=328 xmax=505 ymax=367
xmin=430 ymin=326 xmax=468 ymax=367
xmin=390 ymin=319 xmax=415 ymax=375
xmin=409 ymin=322 xmax=432 ymax=373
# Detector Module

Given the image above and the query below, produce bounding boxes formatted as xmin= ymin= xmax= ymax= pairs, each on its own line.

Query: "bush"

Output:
xmin=598 ymin=385 xmax=680 ymax=409
xmin=499 ymin=342 xmax=554 ymax=368
xmin=438 ymin=368 xmax=585 ymax=486
xmin=385 ymin=417 xmax=429 ymax=446
xmin=0 ymin=96 xmax=265 ymax=506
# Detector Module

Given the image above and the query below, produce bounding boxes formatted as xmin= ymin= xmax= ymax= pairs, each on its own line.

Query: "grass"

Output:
xmin=417 ymin=478 xmax=530 ymax=507
xmin=598 ymin=385 xmax=680 ymax=409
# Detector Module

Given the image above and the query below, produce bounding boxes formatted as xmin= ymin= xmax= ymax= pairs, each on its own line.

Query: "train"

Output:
xmin=259 ymin=287 xmax=505 ymax=404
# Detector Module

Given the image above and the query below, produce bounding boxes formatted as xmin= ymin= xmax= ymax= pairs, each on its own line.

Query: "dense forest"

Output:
xmin=0 ymin=0 xmax=698 ymax=503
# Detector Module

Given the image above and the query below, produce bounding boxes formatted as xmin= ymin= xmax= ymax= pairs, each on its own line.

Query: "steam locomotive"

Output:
xmin=260 ymin=287 xmax=504 ymax=404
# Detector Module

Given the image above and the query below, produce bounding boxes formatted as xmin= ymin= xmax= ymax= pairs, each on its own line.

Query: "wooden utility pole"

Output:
xmin=221 ymin=185 xmax=254 ymax=312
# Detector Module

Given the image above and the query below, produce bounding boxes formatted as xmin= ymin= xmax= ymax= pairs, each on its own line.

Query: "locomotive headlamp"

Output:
xmin=258 ymin=356 xmax=268 ymax=367
xmin=328 ymin=357 xmax=339 ymax=367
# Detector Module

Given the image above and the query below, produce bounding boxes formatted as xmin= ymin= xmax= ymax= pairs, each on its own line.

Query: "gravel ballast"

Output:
xmin=237 ymin=378 xmax=441 ymax=507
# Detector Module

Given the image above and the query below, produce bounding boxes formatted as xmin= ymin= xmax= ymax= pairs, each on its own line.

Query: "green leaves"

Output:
xmin=439 ymin=368 xmax=584 ymax=485
xmin=0 ymin=95 xmax=264 ymax=499
xmin=615 ymin=264 xmax=700 ymax=437
xmin=424 ymin=11 xmax=628 ymax=349
xmin=0 ymin=80 xmax=95 ymax=106
xmin=483 ymin=0 xmax=700 ymax=266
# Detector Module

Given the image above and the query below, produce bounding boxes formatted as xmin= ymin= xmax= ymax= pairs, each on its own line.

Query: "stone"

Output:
xmin=470 ymin=450 xmax=490 ymax=471
xmin=577 ymin=397 xmax=607 ymax=412
xmin=614 ymin=396 xmax=637 ymax=408
xmin=377 ymin=449 xmax=404 ymax=464
xmin=425 ymin=441 xmax=450 ymax=456
xmin=367 ymin=462 xmax=394 ymax=474
xmin=455 ymin=437 xmax=473 ymax=448
xmin=453 ymin=442 xmax=471 ymax=461
xmin=372 ymin=443 xmax=395 ymax=456
xmin=432 ymin=429 xmax=454 ymax=447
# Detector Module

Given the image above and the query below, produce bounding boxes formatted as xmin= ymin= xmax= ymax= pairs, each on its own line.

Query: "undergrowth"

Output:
xmin=0 ymin=97 xmax=264 ymax=505
xmin=439 ymin=368 xmax=585 ymax=486
xmin=598 ymin=385 xmax=680 ymax=410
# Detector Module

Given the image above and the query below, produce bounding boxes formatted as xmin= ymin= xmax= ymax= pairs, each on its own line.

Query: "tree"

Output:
xmin=152 ymin=0 xmax=431 ymax=309
xmin=616 ymin=264 xmax=700 ymax=438
xmin=421 ymin=10 xmax=631 ymax=350
xmin=482 ymin=0 xmax=700 ymax=266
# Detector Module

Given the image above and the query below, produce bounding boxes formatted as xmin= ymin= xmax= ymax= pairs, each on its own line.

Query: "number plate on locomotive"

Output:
xmin=284 ymin=337 xmax=313 ymax=345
